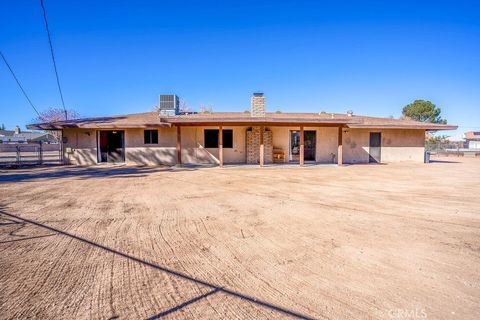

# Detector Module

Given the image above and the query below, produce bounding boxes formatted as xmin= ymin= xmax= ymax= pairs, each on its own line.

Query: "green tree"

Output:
xmin=402 ymin=100 xmax=447 ymax=124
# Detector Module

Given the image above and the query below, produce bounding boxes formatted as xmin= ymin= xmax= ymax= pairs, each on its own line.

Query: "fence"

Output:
xmin=0 ymin=142 xmax=62 ymax=167
xmin=426 ymin=141 xmax=480 ymax=157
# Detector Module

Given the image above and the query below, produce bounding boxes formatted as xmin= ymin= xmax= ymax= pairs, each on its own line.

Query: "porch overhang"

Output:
xmin=161 ymin=117 xmax=352 ymax=127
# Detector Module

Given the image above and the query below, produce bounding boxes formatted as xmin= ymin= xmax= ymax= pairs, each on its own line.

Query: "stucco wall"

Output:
xmin=343 ymin=129 xmax=425 ymax=164
xmin=180 ymin=126 xmax=248 ymax=164
xmin=271 ymin=127 xmax=338 ymax=163
xmin=63 ymin=128 xmax=97 ymax=165
xmin=125 ymin=128 xmax=177 ymax=165
xmin=63 ymin=127 xmax=248 ymax=165
xmin=62 ymin=126 xmax=426 ymax=165
xmin=381 ymin=129 xmax=426 ymax=162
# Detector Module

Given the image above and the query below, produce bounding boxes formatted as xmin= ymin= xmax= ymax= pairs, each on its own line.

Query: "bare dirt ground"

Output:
xmin=0 ymin=156 xmax=479 ymax=319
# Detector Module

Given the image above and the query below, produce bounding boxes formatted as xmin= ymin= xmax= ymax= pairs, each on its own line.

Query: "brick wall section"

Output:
xmin=246 ymin=127 xmax=273 ymax=164
xmin=251 ymin=95 xmax=266 ymax=117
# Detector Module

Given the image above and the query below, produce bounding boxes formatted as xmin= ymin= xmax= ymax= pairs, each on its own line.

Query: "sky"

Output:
xmin=1 ymin=0 xmax=479 ymax=135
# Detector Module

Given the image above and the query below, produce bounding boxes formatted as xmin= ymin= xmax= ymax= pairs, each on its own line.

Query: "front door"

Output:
xmin=369 ymin=132 xmax=381 ymax=163
xmin=289 ymin=130 xmax=316 ymax=162
xmin=98 ymin=130 xmax=125 ymax=163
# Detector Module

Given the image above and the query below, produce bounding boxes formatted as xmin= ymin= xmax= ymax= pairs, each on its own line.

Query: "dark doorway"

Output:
xmin=98 ymin=131 xmax=125 ymax=163
xmin=304 ymin=131 xmax=316 ymax=161
xmin=289 ymin=130 xmax=316 ymax=162
xmin=369 ymin=132 xmax=381 ymax=163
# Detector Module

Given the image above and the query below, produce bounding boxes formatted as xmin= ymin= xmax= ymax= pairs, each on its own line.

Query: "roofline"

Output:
xmin=346 ymin=124 xmax=458 ymax=130
xmin=26 ymin=112 xmax=458 ymax=131
xmin=26 ymin=123 xmax=171 ymax=130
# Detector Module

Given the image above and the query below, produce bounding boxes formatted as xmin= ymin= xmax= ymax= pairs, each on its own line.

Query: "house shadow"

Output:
xmin=428 ymin=159 xmax=461 ymax=164
xmin=0 ymin=165 xmax=199 ymax=183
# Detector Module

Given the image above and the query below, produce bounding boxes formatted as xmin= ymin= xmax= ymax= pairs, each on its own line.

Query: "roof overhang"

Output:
xmin=346 ymin=124 xmax=458 ymax=130
xmin=160 ymin=117 xmax=353 ymax=127
xmin=27 ymin=122 xmax=171 ymax=130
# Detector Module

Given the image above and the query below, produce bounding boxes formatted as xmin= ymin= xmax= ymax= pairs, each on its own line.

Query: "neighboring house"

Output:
xmin=464 ymin=131 xmax=480 ymax=149
xmin=0 ymin=127 xmax=58 ymax=144
xmin=27 ymin=93 xmax=456 ymax=166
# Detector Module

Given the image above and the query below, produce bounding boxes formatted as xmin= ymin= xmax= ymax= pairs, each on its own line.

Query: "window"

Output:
xmin=223 ymin=130 xmax=233 ymax=148
xmin=204 ymin=129 xmax=219 ymax=148
xmin=144 ymin=130 xmax=158 ymax=144
xmin=204 ymin=129 xmax=233 ymax=148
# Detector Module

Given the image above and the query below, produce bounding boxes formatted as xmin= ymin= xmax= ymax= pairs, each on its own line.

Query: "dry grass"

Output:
xmin=0 ymin=157 xmax=479 ymax=319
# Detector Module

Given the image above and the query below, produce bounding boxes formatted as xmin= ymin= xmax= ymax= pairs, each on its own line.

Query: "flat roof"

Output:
xmin=27 ymin=111 xmax=458 ymax=131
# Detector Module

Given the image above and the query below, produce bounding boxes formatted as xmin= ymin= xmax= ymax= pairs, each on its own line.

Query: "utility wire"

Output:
xmin=40 ymin=0 xmax=68 ymax=120
xmin=0 ymin=50 xmax=42 ymax=118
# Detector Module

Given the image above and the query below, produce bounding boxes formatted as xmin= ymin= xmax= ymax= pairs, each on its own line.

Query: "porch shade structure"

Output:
xmin=259 ymin=126 xmax=264 ymax=167
xmin=176 ymin=126 xmax=181 ymax=165
xmin=300 ymin=126 xmax=305 ymax=166
xmin=219 ymin=125 xmax=223 ymax=167
xmin=337 ymin=126 xmax=343 ymax=166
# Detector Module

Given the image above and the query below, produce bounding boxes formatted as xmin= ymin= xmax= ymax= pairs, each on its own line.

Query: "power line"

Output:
xmin=40 ymin=0 xmax=68 ymax=120
xmin=0 ymin=50 xmax=42 ymax=118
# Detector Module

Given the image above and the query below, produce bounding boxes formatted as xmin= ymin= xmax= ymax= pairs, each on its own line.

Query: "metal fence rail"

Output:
xmin=0 ymin=142 xmax=62 ymax=167
xmin=426 ymin=142 xmax=480 ymax=157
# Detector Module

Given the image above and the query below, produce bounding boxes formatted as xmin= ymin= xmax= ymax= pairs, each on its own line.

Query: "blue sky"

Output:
xmin=1 ymin=0 xmax=479 ymax=135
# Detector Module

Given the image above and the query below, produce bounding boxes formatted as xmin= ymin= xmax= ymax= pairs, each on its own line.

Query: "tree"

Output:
xmin=402 ymin=100 xmax=447 ymax=124
xmin=199 ymin=104 xmax=213 ymax=114
xmin=179 ymin=98 xmax=191 ymax=113
xmin=34 ymin=107 xmax=80 ymax=123
xmin=33 ymin=107 xmax=80 ymax=141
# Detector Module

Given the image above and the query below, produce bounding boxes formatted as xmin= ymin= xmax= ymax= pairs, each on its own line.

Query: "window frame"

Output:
xmin=144 ymin=130 xmax=158 ymax=144
xmin=203 ymin=129 xmax=233 ymax=148
xmin=222 ymin=129 xmax=233 ymax=148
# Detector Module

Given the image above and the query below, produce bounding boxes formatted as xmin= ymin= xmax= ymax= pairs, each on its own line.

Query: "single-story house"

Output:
xmin=464 ymin=131 xmax=480 ymax=149
xmin=0 ymin=127 xmax=58 ymax=144
xmin=27 ymin=93 xmax=456 ymax=166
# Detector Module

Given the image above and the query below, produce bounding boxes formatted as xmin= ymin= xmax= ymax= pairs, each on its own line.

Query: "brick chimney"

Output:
xmin=251 ymin=92 xmax=265 ymax=117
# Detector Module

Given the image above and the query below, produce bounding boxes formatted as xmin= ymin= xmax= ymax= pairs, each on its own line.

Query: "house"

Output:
xmin=464 ymin=131 xmax=480 ymax=149
xmin=27 ymin=93 xmax=456 ymax=166
xmin=0 ymin=127 xmax=58 ymax=144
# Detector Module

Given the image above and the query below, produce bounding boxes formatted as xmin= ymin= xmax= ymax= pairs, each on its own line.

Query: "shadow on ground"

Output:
xmin=0 ymin=208 xmax=314 ymax=319
xmin=0 ymin=165 xmax=203 ymax=183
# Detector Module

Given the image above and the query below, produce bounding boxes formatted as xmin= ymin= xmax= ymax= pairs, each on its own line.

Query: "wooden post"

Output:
xmin=176 ymin=126 xmax=182 ymax=166
xmin=300 ymin=126 xmax=304 ymax=166
xmin=337 ymin=127 xmax=343 ymax=166
xmin=219 ymin=126 xmax=223 ymax=167
xmin=259 ymin=126 xmax=264 ymax=167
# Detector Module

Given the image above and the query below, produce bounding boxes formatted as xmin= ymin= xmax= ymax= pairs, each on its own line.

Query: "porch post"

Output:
xmin=300 ymin=126 xmax=304 ymax=166
xmin=259 ymin=126 xmax=264 ymax=167
xmin=176 ymin=126 xmax=182 ymax=166
xmin=219 ymin=125 xmax=223 ymax=167
xmin=337 ymin=126 xmax=343 ymax=165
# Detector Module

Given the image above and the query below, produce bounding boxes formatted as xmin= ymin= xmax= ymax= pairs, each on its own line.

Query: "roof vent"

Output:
xmin=347 ymin=110 xmax=354 ymax=117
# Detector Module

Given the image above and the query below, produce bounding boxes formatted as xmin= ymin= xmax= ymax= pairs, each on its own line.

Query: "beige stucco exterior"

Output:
xmin=62 ymin=126 xmax=426 ymax=166
xmin=342 ymin=128 xmax=426 ymax=164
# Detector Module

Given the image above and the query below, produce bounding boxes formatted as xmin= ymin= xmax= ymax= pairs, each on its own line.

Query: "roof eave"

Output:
xmin=346 ymin=124 xmax=458 ymax=130
xmin=27 ymin=123 xmax=171 ymax=130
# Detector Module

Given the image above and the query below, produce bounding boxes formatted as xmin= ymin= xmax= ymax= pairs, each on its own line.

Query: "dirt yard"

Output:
xmin=0 ymin=157 xmax=479 ymax=319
